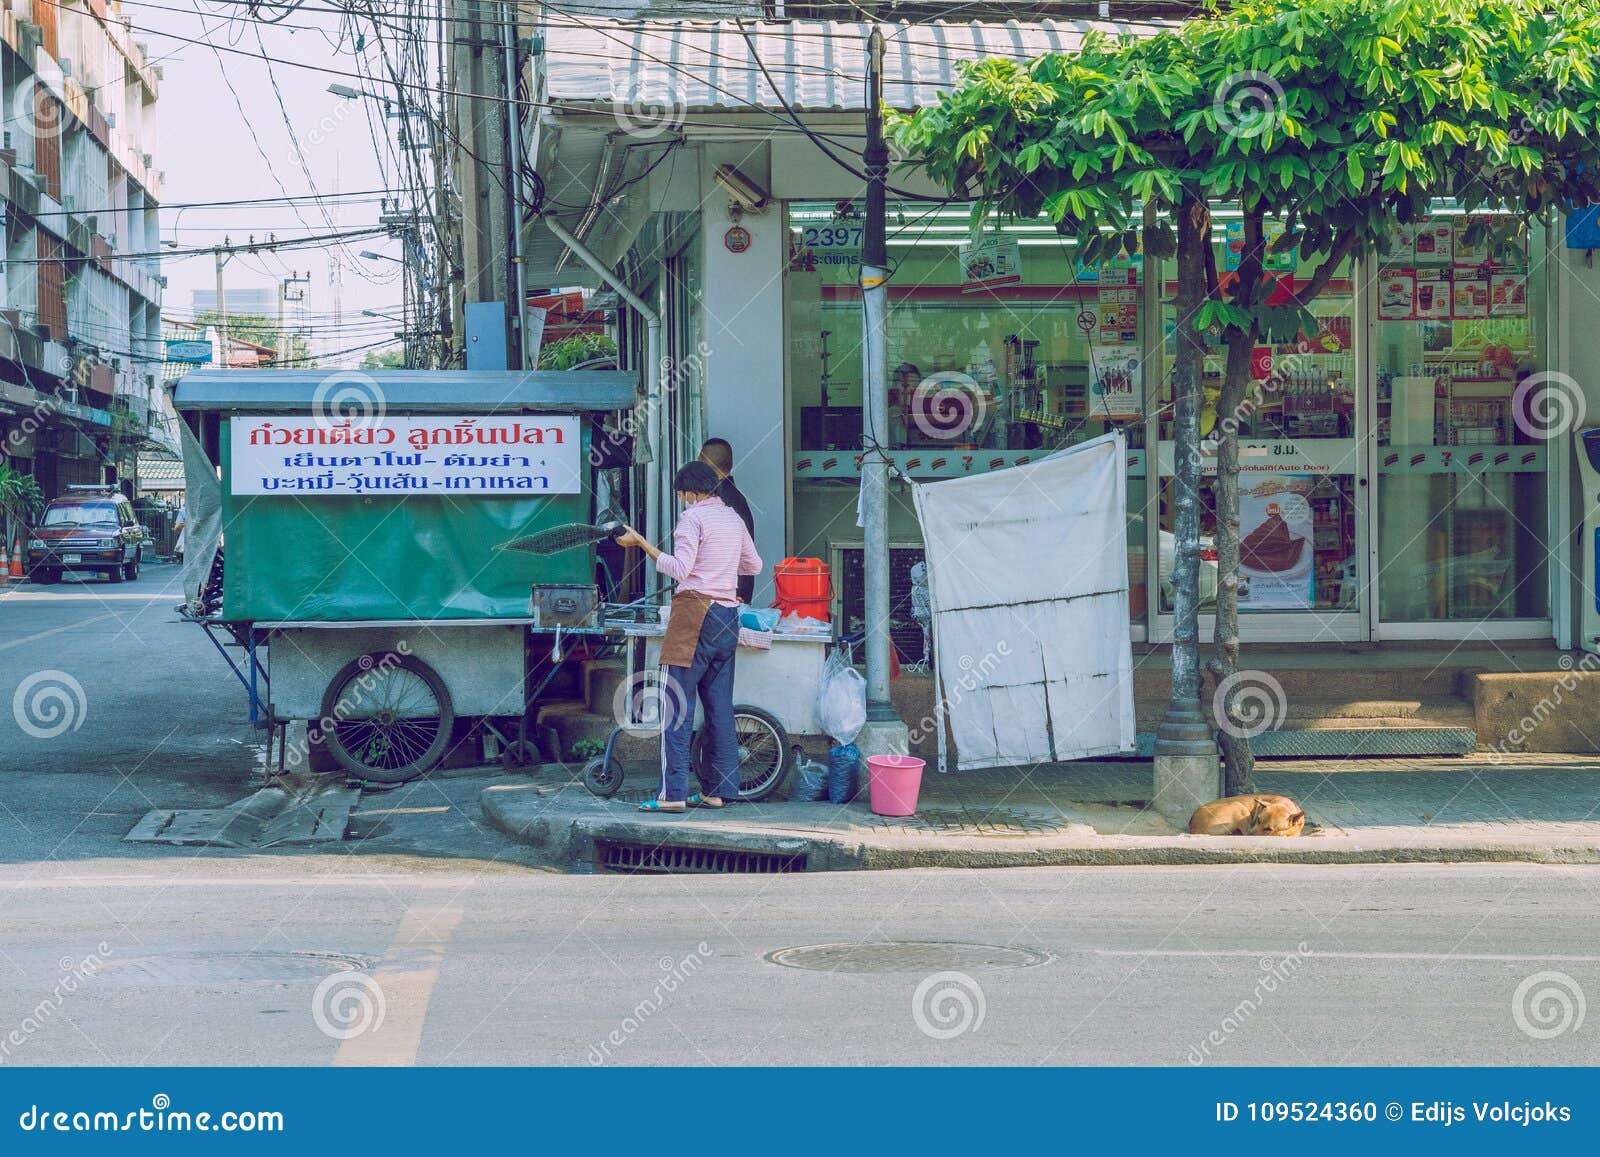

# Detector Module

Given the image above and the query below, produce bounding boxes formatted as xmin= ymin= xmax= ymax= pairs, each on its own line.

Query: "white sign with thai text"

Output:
xmin=229 ymin=415 xmax=582 ymax=496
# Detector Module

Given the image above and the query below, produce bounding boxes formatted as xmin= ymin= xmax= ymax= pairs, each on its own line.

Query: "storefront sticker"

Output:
xmin=959 ymin=233 xmax=1023 ymax=292
xmin=1224 ymin=220 xmax=1296 ymax=272
xmin=723 ymin=226 xmax=752 ymax=254
xmin=1414 ymin=268 xmax=1451 ymax=319
xmin=1453 ymin=276 xmax=1490 ymax=319
xmin=1452 ymin=216 xmax=1491 ymax=269
xmin=1238 ymin=476 xmax=1315 ymax=610
xmin=1490 ymin=274 xmax=1527 ymax=317
xmin=229 ymin=416 xmax=582 ymax=496
xmin=1097 ymin=287 xmax=1139 ymax=344
xmin=1378 ymin=270 xmax=1415 ymax=320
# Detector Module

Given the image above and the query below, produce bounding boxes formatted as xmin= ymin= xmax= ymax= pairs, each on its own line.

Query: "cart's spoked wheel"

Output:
xmin=693 ymin=705 xmax=790 ymax=802
xmin=318 ymin=654 xmax=455 ymax=785
xmin=581 ymin=752 xmax=624 ymax=797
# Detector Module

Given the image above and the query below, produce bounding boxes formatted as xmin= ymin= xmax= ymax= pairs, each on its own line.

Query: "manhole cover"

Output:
xmin=765 ymin=941 xmax=1049 ymax=973
xmin=95 ymin=951 xmax=370 ymax=986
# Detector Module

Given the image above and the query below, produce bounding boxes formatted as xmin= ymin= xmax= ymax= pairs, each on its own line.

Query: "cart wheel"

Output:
xmin=693 ymin=705 xmax=790 ymax=802
xmin=318 ymin=653 xmax=455 ymax=785
xmin=500 ymin=736 xmax=540 ymax=770
xmin=582 ymin=752 xmax=624 ymax=798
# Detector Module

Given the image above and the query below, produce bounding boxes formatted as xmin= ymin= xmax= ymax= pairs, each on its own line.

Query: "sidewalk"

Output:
xmin=479 ymin=753 xmax=1600 ymax=871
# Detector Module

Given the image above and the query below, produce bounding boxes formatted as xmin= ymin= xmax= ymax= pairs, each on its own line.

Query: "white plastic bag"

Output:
xmin=815 ymin=647 xmax=867 ymax=745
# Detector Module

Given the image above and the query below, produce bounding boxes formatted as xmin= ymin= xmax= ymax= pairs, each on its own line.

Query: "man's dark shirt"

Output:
xmin=715 ymin=474 xmax=757 ymax=605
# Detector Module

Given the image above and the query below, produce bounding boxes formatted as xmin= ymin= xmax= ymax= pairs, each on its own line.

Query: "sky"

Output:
xmin=134 ymin=0 xmax=412 ymax=364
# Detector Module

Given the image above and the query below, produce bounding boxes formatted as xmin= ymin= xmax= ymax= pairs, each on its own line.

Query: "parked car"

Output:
xmin=26 ymin=490 xmax=147 ymax=583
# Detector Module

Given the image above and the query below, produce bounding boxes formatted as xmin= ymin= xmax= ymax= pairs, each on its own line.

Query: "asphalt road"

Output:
xmin=1 ymin=566 xmax=1596 ymax=1067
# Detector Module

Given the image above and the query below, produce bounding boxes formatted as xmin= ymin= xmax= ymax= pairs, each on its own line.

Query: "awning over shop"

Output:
xmin=540 ymin=16 xmax=1170 ymax=113
xmin=529 ymin=16 xmax=1171 ymax=288
xmin=171 ymin=369 xmax=637 ymax=414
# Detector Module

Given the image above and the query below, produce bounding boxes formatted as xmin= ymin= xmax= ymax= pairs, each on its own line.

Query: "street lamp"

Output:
xmin=359 ymin=251 xmax=402 ymax=264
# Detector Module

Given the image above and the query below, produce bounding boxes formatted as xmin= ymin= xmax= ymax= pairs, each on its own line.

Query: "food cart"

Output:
xmin=172 ymin=368 xmax=834 ymax=794
xmin=171 ymin=368 xmax=634 ymax=784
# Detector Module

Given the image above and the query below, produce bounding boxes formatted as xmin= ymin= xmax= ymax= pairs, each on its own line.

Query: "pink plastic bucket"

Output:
xmin=867 ymin=754 xmax=926 ymax=817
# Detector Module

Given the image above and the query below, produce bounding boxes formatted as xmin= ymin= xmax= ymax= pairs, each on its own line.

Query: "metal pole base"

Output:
xmin=1152 ymin=697 xmax=1221 ymax=826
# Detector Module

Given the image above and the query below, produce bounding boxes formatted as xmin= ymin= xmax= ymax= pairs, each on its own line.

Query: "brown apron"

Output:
xmin=660 ymin=589 xmax=715 ymax=668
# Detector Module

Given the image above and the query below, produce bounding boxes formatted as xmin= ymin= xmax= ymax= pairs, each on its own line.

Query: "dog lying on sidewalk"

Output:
xmin=1188 ymin=793 xmax=1306 ymax=837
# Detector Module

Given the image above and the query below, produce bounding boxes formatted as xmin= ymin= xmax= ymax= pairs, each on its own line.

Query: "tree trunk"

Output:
xmin=1210 ymin=209 xmax=1265 ymax=795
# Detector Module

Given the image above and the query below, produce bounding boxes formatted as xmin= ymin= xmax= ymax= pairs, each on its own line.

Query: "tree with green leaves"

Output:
xmin=193 ymin=311 xmax=314 ymax=367
xmin=894 ymin=0 xmax=1600 ymax=790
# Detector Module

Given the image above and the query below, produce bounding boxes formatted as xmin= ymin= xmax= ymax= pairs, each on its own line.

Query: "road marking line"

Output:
xmin=0 ymin=612 xmax=118 ymax=653
xmin=1086 ymin=948 xmax=1600 ymax=963
xmin=334 ymin=903 xmax=463 ymax=1067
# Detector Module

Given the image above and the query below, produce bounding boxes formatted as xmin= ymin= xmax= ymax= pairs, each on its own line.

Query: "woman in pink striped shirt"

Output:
xmin=617 ymin=461 xmax=762 ymax=812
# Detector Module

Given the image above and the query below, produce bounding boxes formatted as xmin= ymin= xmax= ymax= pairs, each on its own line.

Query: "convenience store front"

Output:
xmin=785 ymin=199 xmax=1566 ymax=652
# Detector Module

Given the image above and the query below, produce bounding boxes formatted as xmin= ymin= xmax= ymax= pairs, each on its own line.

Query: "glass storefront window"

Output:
xmin=787 ymin=201 xmax=1146 ymax=454
xmin=786 ymin=199 xmax=1151 ymax=629
xmin=1156 ymin=210 xmax=1358 ymax=615
xmin=1373 ymin=211 xmax=1549 ymax=622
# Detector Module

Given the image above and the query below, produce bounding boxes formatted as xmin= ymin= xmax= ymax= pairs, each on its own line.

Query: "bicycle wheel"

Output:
xmin=693 ymin=705 xmax=790 ymax=802
xmin=318 ymin=653 xmax=455 ymax=785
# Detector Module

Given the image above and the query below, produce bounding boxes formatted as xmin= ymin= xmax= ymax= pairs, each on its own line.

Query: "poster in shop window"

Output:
xmin=1238 ymin=475 xmax=1315 ymax=610
xmin=1088 ymin=347 xmax=1142 ymax=419
xmin=1378 ymin=270 xmax=1415 ymax=320
xmin=958 ymin=233 xmax=1023 ymax=293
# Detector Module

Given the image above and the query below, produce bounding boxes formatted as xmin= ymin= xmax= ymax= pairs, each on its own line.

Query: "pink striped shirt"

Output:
xmin=655 ymin=496 xmax=762 ymax=607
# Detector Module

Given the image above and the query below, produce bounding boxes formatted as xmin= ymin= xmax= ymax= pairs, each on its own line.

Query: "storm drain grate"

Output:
xmin=596 ymin=839 xmax=806 ymax=875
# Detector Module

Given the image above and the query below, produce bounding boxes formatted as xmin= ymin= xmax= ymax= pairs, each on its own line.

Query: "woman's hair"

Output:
xmin=674 ymin=461 xmax=720 ymax=496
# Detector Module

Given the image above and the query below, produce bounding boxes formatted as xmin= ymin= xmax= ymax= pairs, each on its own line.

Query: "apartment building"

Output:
xmin=0 ymin=0 xmax=166 ymax=497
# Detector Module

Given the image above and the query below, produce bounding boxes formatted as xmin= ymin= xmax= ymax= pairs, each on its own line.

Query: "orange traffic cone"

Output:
xmin=7 ymin=538 xmax=21 ymax=579
xmin=0 ymin=540 xmax=10 ymax=584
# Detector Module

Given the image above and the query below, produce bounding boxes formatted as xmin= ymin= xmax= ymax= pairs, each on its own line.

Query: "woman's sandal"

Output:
xmin=638 ymin=798 xmax=686 ymax=813
xmin=686 ymin=793 xmax=724 ymax=809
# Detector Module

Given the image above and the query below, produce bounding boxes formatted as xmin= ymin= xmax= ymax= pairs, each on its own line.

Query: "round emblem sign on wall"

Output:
xmin=724 ymin=226 xmax=752 ymax=254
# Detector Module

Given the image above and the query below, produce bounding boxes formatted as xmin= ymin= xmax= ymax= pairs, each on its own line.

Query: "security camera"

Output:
xmin=713 ymin=164 xmax=770 ymax=214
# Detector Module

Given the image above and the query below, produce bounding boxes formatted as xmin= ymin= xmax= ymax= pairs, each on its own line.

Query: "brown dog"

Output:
xmin=1188 ymin=793 xmax=1306 ymax=837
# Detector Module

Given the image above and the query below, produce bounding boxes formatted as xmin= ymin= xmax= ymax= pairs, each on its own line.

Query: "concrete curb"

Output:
xmin=478 ymin=784 xmax=1600 ymax=871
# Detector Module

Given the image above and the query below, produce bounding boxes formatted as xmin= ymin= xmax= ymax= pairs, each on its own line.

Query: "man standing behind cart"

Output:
xmin=698 ymin=437 xmax=755 ymax=605
xmin=616 ymin=461 xmax=762 ymax=813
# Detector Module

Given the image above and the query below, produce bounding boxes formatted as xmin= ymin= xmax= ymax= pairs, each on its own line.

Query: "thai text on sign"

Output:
xmin=229 ymin=415 xmax=582 ymax=495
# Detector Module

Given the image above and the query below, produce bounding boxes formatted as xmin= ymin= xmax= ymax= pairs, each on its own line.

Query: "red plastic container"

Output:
xmin=775 ymin=596 xmax=832 ymax=623
xmin=774 ymin=557 xmax=831 ymax=602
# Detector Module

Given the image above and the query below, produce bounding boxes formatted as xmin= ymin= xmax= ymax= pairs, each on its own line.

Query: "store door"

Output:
xmin=1152 ymin=241 xmax=1368 ymax=644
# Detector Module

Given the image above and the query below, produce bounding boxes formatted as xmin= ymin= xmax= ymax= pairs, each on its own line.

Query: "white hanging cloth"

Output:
xmin=910 ymin=431 xmax=1136 ymax=771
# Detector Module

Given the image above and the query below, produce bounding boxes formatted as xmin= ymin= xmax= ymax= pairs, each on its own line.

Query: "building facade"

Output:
xmin=517 ymin=14 xmax=1598 ymax=656
xmin=0 ymin=0 xmax=165 ymax=501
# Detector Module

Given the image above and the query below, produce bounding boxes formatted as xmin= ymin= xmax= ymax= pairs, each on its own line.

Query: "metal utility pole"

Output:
xmin=213 ymin=243 xmax=231 ymax=370
xmin=1152 ymin=193 xmax=1221 ymax=820
xmin=860 ymin=27 xmax=896 ymax=726
xmin=276 ymin=271 xmax=310 ymax=366
xmin=501 ymin=0 xmax=526 ymax=370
